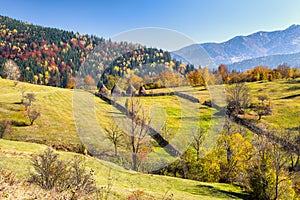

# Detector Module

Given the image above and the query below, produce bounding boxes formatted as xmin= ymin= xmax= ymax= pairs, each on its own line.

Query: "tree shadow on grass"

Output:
xmin=286 ymin=86 xmax=300 ymax=91
xmin=0 ymin=102 xmax=23 ymax=112
xmin=183 ymin=184 xmax=251 ymax=200
xmin=11 ymin=120 xmax=28 ymax=127
xmin=197 ymin=88 xmax=207 ymax=92
xmin=283 ymin=79 xmax=300 ymax=84
xmin=279 ymin=94 xmax=300 ymax=99
xmin=108 ymin=111 xmax=123 ymax=115
xmin=288 ymin=126 xmax=300 ymax=131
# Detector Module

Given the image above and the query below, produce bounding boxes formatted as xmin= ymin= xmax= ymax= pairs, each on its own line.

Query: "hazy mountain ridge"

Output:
xmin=174 ymin=25 xmax=300 ymax=70
xmin=227 ymin=52 xmax=300 ymax=72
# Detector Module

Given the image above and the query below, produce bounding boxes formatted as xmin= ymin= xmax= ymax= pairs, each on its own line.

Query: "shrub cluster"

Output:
xmin=29 ymin=148 xmax=97 ymax=197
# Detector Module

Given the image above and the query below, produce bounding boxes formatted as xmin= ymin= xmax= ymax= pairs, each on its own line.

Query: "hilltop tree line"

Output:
xmin=2 ymin=16 xmax=299 ymax=91
xmin=0 ymin=15 xmax=197 ymax=90
xmin=0 ymin=15 xmax=140 ymax=87
xmin=216 ymin=64 xmax=300 ymax=84
xmin=97 ymin=60 xmax=300 ymax=92
xmin=96 ymin=47 xmax=195 ymax=90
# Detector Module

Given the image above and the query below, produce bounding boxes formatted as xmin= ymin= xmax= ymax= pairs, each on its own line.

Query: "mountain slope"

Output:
xmin=227 ymin=52 xmax=300 ymax=71
xmin=174 ymin=25 xmax=300 ymax=68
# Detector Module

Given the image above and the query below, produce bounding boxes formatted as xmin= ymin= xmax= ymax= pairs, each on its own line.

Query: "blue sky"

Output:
xmin=1 ymin=0 xmax=300 ymax=44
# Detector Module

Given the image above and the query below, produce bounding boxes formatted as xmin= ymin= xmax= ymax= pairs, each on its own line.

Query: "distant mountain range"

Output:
xmin=227 ymin=52 xmax=300 ymax=72
xmin=173 ymin=25 xmax=300 ymax=71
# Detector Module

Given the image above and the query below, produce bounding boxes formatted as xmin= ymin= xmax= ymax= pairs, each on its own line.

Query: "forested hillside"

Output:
xmin=0 ymin=15 xmax=143 ymax=87
xmin=0 ymin=16 xmax=197 ymax=89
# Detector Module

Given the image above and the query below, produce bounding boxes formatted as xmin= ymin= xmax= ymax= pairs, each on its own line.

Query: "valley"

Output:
xmin=0 ymin=14 xmax=300 ymax=200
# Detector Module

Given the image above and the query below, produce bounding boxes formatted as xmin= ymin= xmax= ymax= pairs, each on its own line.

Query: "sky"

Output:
xmin=1 ymin=0 xmax=300 ymax=45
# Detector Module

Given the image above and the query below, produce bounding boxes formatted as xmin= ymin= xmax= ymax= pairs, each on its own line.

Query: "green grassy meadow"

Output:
xmin=0 ymin=79 xmax=249 ymax=199
xmin=245 ymin=79 xmax=300 ymax=129
xmin=0 ymin=139 xmax=249 ymax=200
xmin=1 ymin=78 xmax=299 ymax=199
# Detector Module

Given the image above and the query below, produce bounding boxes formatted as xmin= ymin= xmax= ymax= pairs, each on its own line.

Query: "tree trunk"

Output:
xmin=114 ymin=143 xmax=118 ymax=156
xmin=180 ymin=157 xmax=188 ymax=179
xmin=275 ymin=170 xmax=279 ymax=200
xmin=197 ymin=148 xmax=200 ymax=161
xmin=131 ymin=135 xmax=137 ymax=171
xmin=132 ymin=153 xmax=137 ymax=171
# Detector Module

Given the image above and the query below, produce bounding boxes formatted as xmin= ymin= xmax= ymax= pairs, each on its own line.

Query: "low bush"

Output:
xmin=29 ymin=148 xmax=97 ymax=197
xmin=0 ymin=120 xmax=12 ymax=138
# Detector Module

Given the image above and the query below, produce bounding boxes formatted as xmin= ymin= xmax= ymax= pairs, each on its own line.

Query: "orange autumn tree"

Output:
xmin=218 ymin=64 xmax=229 ymax=83
xmin=84 ymin=75 xmax=95 ymax=89
xmin=66 ymin=77 xmax=76 ymax=89
xmin=186 ymin=69 xmax=205 ymax=87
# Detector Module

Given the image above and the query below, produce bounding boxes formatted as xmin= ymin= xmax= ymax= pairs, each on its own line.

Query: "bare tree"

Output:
xmin=21 ymin=92 xmax=36 ymax=110
xmin=248 ymin=135 xmax=273 ymax=200
xmin=226 ymin=83 xmax=251 ymax=116
xmin=105 ymin=124 xmax=124 ymax=156
xmin=125 ymin=97 xmax=151 ymax=171
xmin=257 ymin=94 xmax=269 ymax=103
xmin=222 ymin=117 xmax=237 ymax=162
xmin=253 ymin=104 xmax=271 ymax=120
xmin=27 ymin=108 xmax=41 ymax=125
xmin=191 ymin=127 xmax=205 ymax=161
xmin=25 ymin=93 xmax=36 ymax=105
xmin=268 ymin=129 xmax=293 ymax=200
xmin=253 ymin=95 xmax=272 ymax=120
xmin=2 ymin=59 xmax=21 ymax=80
xmin=30 ymin=148 xmax=97 ymax=196
xmin=271 ymin=142 xmax=288 ymax=200
xmin=29 ymin=148 xmax=68 ymax=190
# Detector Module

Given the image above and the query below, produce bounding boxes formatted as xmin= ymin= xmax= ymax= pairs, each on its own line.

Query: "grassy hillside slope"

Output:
xmin=2 ymin=78 xmax=298 ymax=199
xmin=246 ymin=79 xmax=300 ymax=129
xmin=0 ymin=139 xmax=248 ymax=199
xmin=0 ymin=78 xmax=250 ymax=199
xmin=0 ymin=78 xmax=82 ymax=151
xmin=0 ymin=78 xmax=219 ymax=155
xmin=177 ymin=80 xmax=300 ymax=130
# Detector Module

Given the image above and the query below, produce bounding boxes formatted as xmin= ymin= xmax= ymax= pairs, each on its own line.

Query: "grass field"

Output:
xmin=0 ymin=79 xmax=249 ymax=199
xmin=1 ymin=77 xmax=298 ymax=150
xmin=169 ymin=80 xmax=300 ymax=131
xmin=0 ymin=79 xmax=221 ymax=156
xmin=1 ymin=78 xmax=298 ymax=199
xmin=0 ymin=139 xmax=249 ymax=200
xmin=0 ymin=79 xmax=128 ymax=153
xmin=0 ymin=79 xmax=81 ymax=150
xmin=245 ymin=79 xmax=300 ymax=130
